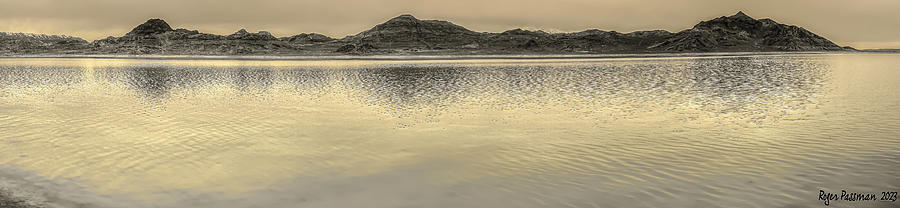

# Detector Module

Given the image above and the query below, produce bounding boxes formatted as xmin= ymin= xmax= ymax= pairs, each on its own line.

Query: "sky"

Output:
xmin=1 ymin=0 xmax=898 ymax=49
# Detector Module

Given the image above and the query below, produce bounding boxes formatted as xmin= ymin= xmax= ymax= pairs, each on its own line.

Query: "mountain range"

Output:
xmin=0 ymin=12 xmax=851 ymax=56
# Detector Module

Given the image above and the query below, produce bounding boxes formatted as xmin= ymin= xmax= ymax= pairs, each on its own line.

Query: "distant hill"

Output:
xmin=649 ymin=12 xmax=843 ymax=51
xmin=1 ymin=11 xmax=852 ymax=56
xmin=90 ymin=19 xmax=305 ymax=55
xmin=0 ymin=32 xmax=90 ymax=55
xmin=858 ymin=49 xmax=900 ymax=53
xmin=342 ymin=14 xmax=483 ymax=49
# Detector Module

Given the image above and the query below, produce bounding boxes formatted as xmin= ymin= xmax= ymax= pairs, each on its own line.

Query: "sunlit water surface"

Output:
xmin=1 ymin=54 xmax=898 ymax=208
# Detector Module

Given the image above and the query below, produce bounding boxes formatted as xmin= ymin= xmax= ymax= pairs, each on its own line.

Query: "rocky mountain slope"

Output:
xmin=649 ymin=12 xmax=843 ymax=51
xmin=342 ymin=14 xmax=483 ymax=50
xmin=90 ymin=19 xmax=307 ymax=55
xmin=0 ymin=32 xmax=90 ymax=55
xmin=1 ymin=11 xmax=850 ymax=56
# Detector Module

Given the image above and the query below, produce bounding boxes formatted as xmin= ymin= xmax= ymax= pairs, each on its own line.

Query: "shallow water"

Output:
xmin=0 ymin=54 xmax=898 ymax=208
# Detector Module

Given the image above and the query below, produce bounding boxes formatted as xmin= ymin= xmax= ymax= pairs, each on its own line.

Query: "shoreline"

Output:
xmin=0 ymin=51 xmax=865 ymax=61
xmin=0 ymin=166 xmax=103 ymax=208
xmin=0 ymin=168 xmax=45 ymax=208
xmin=0 ymin=192 xmax=39 ymax=208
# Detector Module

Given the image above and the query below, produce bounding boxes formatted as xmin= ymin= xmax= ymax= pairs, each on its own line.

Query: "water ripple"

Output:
xmin=0 ymin=55 xmax=898 ymax=208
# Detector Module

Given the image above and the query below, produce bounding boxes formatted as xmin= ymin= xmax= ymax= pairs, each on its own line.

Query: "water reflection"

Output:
xmin=0 ymin=56 xmax=830 ymax=123
xmin=683 ymin=56 xmax=830 ymax=114
xmin=229 ymin=67 xmax=275 ymax=93
xmin=0 ymin=64 xmax=84 ymax=88
xmin=3 ymin=55 xmax=898 ymax=208
xmin=331 ymin=56 xmax=830 ymax=123
xmin=342 ymin=65 xmax=471 ymax=114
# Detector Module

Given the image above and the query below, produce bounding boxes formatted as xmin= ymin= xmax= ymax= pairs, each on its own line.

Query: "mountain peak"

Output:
xmin=693 ymin=11 xmax=760 ymax=30
xmin=281 ymin=33 xmax=335 ymax=43
xmin=345 ymin=13 xmax=480 ymax=49
xmin=227 ymin=29 xmax=275 ymax=40
xmin=386 ymin=14 xmax=420 ymax=23
xmin=126 ymin=19 xmax=173 ymax=36
xmin=730 ymin=11 xmax=753 ymax=20
xmin=394 ymin=14 xmax=417 ymax=19
xmin=656 ymin=11 xmax=842 ymax=51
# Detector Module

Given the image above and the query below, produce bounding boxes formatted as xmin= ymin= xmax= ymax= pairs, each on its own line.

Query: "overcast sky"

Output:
xmin=1 ymin=0 xmax=898 ymax=49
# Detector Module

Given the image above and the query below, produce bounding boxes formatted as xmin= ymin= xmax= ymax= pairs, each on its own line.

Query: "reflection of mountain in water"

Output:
xmin=335 ymin=56 xmax=830 ymax=122
xmin=120 ymin=67 xmax=178 ymax=99
xmin=96 ymin=65 xmax=330 ymax=101
xmin=231 ymin=67 xmax=274 ymax=93
xmin=4 ymin=56 xmax=828 ymax=123
xmin=341 ymin=66 xmax=471 ymax=110
xmin=682 ymin=56 xmax=830 ymax=115
xmin=0 ymin=64 xmax=84 ymax=88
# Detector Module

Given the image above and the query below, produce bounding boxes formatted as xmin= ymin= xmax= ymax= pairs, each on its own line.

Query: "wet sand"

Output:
xmin=0 ymin=171 xmax=44 ymax=208
xmin=0 ymin=167 xmax=101 ymax=208
xmin=0 ymin=193 xmax=40 ymax=208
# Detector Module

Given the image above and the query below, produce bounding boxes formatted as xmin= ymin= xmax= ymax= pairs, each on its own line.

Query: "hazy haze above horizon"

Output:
xmin=1 ymin=0 xmax=898 ymax=49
